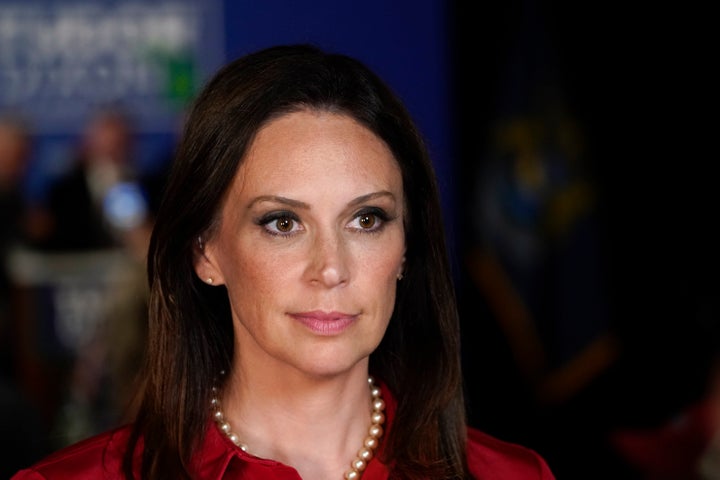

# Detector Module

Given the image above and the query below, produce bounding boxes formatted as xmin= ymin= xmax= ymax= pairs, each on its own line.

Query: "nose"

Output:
xmin=305 ymin=229 xmax=350 ymax=288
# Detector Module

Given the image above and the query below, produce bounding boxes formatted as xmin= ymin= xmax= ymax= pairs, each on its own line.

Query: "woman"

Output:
xmin=12 ymin=44 xmax=554 ymax=479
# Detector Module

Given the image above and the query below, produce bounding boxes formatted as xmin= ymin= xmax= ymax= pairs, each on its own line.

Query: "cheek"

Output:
xmin=219 ymin=249 xmax=292 ymax=337
xmin=237 ymin=259 xmax=271 ymax=295
xmin=362 ymin=243 xmax=403 ymax=306
xmin=217 ymin=242 xmax=281 ymax=302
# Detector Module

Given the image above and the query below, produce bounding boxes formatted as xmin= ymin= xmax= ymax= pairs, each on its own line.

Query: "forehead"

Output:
xmin=231 ymin=110 xmax=402 ymax=198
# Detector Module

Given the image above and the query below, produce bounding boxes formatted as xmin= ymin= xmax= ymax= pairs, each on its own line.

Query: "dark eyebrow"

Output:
xmin=248 ymin=191 xmax=397 ymax=210
xmin=347 ymin=191 xmax=397 ymax=207
xmin=247 ymin=195 xmax=310 ymax=210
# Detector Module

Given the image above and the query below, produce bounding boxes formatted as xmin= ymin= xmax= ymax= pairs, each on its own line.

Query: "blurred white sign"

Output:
xmin=0 ymin=0 xmax=224 ymax=133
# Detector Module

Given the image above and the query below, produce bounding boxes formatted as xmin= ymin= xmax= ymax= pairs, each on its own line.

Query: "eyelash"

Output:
xmin=255 ymin=207 xmax=392 ymax=237
xmin=348 ymin=207 xmax=391 ymax=233
xmin=256 ymin=211 xmax=302 ymax=237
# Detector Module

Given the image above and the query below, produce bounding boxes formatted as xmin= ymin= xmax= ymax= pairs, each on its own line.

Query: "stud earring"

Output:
xmin=206 ymin=277 xmax=214 ymax=285
xmin=397 ymin=272 xmax=403 ymax=281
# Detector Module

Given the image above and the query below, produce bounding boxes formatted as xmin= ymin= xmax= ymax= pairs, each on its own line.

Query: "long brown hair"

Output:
xmin=124 ymin=44 xmax=469 ymax=479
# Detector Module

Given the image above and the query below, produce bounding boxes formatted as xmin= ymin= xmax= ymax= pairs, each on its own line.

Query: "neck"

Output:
xmin=216 ymin=368 xmax=383 ymax=479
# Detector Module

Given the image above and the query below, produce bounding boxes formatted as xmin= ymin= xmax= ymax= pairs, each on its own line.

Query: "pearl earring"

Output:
xmin=397 ymin=272 xmax=403 ymax=281
xmin=206 ymin=277 xmax=213 ymax=284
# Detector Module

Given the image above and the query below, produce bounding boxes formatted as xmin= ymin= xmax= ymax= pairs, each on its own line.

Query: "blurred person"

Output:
xmin=0 ymin=112 xmax=43 ymax=373
xmin=611 ymin=315 xmax=720 ymax=480
xmin=0 ymin=111 xmax=28 ymax=320
xmin=31 ymin=106 xmax=165 ymax=447
xmin=0 ymin=113 xmax=32 ymax=307
xmin=0 ymin=112 xmax=51 ymax=479
xmin=609 ymin=367 xmax=720 ymax=480
xmin=34 ymin=105 xmax=160 ymax=257
xmin=12 ymin=44 xmax=555 ymax=479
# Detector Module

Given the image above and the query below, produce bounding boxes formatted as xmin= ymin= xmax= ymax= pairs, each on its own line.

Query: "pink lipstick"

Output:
xmin=289 ymin=311 xmax=357 ymax=335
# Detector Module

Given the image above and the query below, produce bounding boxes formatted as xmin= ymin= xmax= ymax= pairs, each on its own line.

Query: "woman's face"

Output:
xmin=196 ymin=111 xmax=406 ymax=379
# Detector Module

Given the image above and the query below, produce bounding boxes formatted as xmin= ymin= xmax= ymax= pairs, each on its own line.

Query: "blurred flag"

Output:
xmin=465 ymin=0 xmax=616 ymax=405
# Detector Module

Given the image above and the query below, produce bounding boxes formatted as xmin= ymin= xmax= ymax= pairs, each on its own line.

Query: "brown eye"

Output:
xmin=276 ymin=217 xmax=294 ymax=232
xmin=358 ymin=214 xmax=376 ymax=229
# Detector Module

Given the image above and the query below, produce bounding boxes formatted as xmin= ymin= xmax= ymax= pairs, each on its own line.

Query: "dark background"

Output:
xmin=453 ymin=1 xmax=718 ymax=478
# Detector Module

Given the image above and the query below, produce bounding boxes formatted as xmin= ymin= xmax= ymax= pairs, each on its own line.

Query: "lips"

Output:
xmin=288 ymin=310 xmax=358 ymax=335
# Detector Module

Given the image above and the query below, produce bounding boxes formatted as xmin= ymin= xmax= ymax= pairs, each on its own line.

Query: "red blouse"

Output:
xmin=12 ymin=384 xmax=555 ymax=479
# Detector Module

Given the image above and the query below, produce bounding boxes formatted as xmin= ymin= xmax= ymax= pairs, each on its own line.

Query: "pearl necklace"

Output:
xmin=211 ymin=375 xmax=386 ymax=480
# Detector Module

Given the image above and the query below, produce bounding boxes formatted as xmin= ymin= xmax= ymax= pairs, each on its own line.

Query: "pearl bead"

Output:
xmin=357 ymin=447 xmax=373 ymax=461
xmin=364 ymin=436 xmax=378 ymax=449
xmin=211 ymin=375 xmax=385 ymax=479
xmin=345 ymin=470 xmax=360 ymax=480
xmin=352 ymin=458 xmax=367 ymax=471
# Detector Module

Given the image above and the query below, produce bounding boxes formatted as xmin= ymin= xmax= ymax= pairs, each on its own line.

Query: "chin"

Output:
xmin=296 ymin=353 xmax=371 ymax=379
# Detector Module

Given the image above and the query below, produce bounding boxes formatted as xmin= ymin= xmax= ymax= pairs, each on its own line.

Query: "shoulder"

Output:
xmin=466 ymin=427 xmax=556 ymax=479
xmin=10 ymin=425 xmax=133 ymax=480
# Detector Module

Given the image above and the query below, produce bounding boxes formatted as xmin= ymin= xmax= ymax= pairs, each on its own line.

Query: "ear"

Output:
xmin=193 ymin=236 xmax=226 ymax=286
